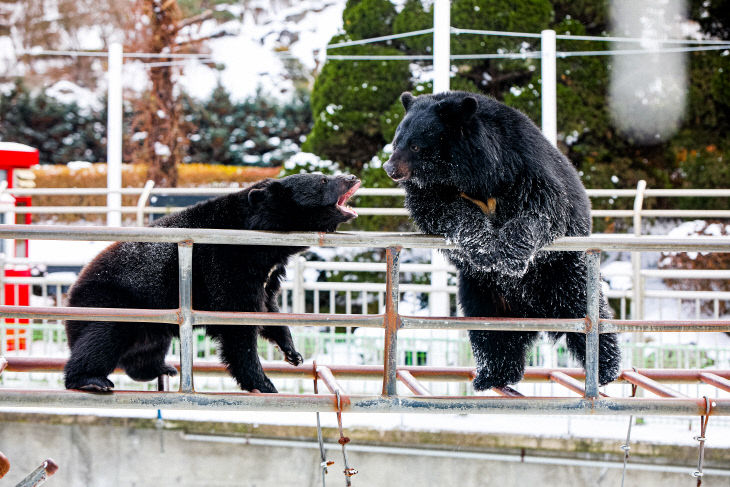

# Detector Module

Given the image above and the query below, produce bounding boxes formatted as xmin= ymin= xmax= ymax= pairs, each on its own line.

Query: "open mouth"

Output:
xmin=336 ymin=180 xmax=361 ymax=218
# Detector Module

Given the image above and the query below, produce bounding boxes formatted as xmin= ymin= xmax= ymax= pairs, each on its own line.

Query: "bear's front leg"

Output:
xmin=469 ymin=330 xmax=539 ymax=390
xmin=260 ymin=326 xmax=303 ymax=366
xmin=208 ymin=325 xmax=277 ymax=393
xmin=464 ymin=214 xmax=552 ymax=277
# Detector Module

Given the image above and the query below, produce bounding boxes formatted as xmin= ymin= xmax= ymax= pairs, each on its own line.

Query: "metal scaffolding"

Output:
xmin=0 ymin=224 xmax=729 ymax=417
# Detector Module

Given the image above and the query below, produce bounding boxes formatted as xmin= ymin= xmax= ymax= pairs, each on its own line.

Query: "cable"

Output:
xmin=14 ymin=49 xmax=211 ymax=59
xmin=452 ymin=27 xmax=730 ymax=45
xmin=326 ymin=43 xmax=730 ymax=61
xmin=326 ymin=29 xmax=434 ymax=49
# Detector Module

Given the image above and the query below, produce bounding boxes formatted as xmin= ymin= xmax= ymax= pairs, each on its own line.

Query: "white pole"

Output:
xmin=432 ymin=0 xmax=452 ymax=316
xmin=433 ymin=0 xmax=450 ymax=94
xmin=540 ymin=29 xmax=557 ymax=147
xmin=107 ymin=42 xmax=123 ymax=227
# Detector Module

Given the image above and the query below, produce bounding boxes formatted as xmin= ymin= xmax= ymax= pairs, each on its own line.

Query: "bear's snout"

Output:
xmin=384 ymin=157 xmax=411 ymax=182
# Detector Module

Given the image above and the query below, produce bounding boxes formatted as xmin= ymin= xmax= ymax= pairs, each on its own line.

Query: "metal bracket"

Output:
xmin=336 ymin=390 xmax=358 ymax=485
xmin=692 ymin=396 xmax=712 ymax=486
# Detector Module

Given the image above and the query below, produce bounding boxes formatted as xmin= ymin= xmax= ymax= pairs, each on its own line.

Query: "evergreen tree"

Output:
xmin=306 ymin=0 xmax=729 ymax=211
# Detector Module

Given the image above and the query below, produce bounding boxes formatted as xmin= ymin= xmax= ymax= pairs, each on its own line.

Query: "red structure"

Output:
xmin=0 ymin=142 xmax=38 ymax=351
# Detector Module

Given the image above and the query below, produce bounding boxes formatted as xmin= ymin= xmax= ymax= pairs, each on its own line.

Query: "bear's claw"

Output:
xmin=69 ymin=377 xmax=115 ymax=392
xmin=284 ymin=350 xmax=303 ymax=366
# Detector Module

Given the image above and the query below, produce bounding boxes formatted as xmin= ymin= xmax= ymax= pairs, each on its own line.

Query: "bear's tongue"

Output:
xmin=337 ymin=181 xmax=361 ymax=217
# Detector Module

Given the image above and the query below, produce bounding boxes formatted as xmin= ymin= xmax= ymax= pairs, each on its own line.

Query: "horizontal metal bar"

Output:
xmin=7 ymin=358 xmax=728 ymax=385
xmin=11 ymin=204 xmax=730 ymax=219
xmin=193 ymin=310 xmax=385 ymax=328
xmin=8 ymin=187 xmax=730 ymax=198
xmin=601 ymin=319 xmax=730 ymax=333
xmin=0 ymin=305 xmax=179 ymax=323
xmin=643 ymin=290 xmax=730 ymax=300
xmin=2 ymin=305 xmax=728 ymax=333
xmin=0 ymin=389 xmax=726 ymax=416
xmin=400 ymin=316 xmax=585 ymax=332
xmin=640 ymin=269 xmax=730 ymax=279
xmin=0 ymin=225 xmax=729 ymax=252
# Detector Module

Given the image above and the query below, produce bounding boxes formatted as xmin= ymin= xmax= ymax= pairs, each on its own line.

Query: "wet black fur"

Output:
xmin=64 ymin=173 xmax=359 ymax=392
xmin=385 ymin=91 xmax=621 ymax=390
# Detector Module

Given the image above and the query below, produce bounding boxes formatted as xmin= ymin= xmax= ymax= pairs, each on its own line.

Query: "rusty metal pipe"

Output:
xmin=397 ymin=370 xmax=431 ymax=396
xmin=2 ymin=305 xmax=728 ymax=334
xmin=317 ymin=366 xmax=345 ymax=394
xmin=621 ymin=371 xmax=687 ymax=398
xmin=5 ymin=358 xmax=730 ymax=384
xmin=585 ymin=250 xmax=601 ymax=398
xmin=0 ymin=451 xmax=8 ymax=479
xmin=699 ymin=372 xmax=730 ymax=393
xmin=0 ymin=389 xmax=727 ymax=416
xmin=382 ymin=247 xmax=401 ymax=396
xmin=601 ymin=319 xmax=730 ymax=333
xmin=492 ymin=386 xmax=524 ymax=397
xmin=15 ymin=459 xmax=58 ymax=487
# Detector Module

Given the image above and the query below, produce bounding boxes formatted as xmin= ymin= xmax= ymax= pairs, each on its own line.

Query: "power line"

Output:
xmin=452 ymin=27 xmax=730 ymax=45
xmin=326 ymin=29 xmax=434 ymax=49
xmin=326 ymin=43 xmax=730 ymax=61
xmin=325 ymin=26 xmax=730 ymax=51
xmin=15 ymin=49 xmax=212 ymax=59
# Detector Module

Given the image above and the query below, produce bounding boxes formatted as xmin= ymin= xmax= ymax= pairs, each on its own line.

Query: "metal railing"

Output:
xmin=0 ymin=224 xmax=729 ymax=416
xmin=3 ymin=180 xmax=729 ymax=320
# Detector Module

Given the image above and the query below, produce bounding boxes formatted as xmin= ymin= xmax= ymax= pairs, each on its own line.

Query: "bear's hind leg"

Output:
xmin=64 ymin=322 xmax=128 ymax=391
xmin=209 ymin=326 xmax=277 ymax=393
xmin=469 ymin=330 xmax=538 ymax=390
xmin=565 ymin=332 xmax=621 ymax=385
xmin=119 ymin=331 xmax=177 ymax=382
xmin=260 ymin=326 xmax=303 ymax=366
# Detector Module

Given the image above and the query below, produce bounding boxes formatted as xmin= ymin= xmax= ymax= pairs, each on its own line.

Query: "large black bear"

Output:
xmin=384 ymin=91 xmax=620 ymax=390
xmin=64 ymin=173 xmax=360 ymax=393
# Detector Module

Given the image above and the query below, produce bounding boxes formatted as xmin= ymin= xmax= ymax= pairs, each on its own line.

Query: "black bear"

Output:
xmin=384 ymin=91 xmax=620 ymax=390
xmin=64 ymin=173 xmax=360 ymax=393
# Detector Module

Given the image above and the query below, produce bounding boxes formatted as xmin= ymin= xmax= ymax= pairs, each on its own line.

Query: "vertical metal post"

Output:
xmin=429 ymin=250 xmax=450 ymax=316
xmin=541 ymin=29 xmax=557 ymax=147
xmin=585 ymin=249 xmax=601 ymax=398
xmin=382 ymin=247 xmax=401 ymax=396
xmin=433 ymin=0 xmax=451 ymax=93
xmin=178 ymin=241 xmax=194 ymax=393
xmin=631 ymin=180 xmax=647 ymax=320
xmin=107 ymin=42 xmax=123 ymax=227
xmin=294 ymin=256 xmax=305 ymax=313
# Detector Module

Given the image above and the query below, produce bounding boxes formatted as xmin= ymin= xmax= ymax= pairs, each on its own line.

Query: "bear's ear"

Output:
xmin=247 ymin=188 xmax=268 ymax=206
xmin=435 ymin=96 xmax=478 ymax=123
xmin=401 ymin=92 xmax=416 ymax=111
xmin=247 ymin=180 xmax=282 ymax=206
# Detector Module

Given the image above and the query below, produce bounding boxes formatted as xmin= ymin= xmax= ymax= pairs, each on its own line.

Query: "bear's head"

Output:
xmin=384 ymin=91 xmax=511 ymax=194
xmin=246 ymin=173 xmax=360 ymax=232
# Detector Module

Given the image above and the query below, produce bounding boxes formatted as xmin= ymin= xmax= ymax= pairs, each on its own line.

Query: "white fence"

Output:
xmin=2 ymin=180 xmax=730 ymax=318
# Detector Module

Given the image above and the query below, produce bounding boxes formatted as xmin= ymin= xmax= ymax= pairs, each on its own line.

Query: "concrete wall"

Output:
xmin=1 ymin=413 xmax=729 ymax=486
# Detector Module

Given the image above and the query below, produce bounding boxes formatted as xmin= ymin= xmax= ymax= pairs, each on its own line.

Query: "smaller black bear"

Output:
xmin=64 ymin=173 xmax=360 ymax=393
xmin=385 ymin=91 xmax=621 ymax=390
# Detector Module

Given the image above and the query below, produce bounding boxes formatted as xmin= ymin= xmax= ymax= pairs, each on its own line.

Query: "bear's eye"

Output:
xmin=410 ymin=144 xmax=420 ymax=152
xmin=321 ymin=177 xmax=327 ymax=184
